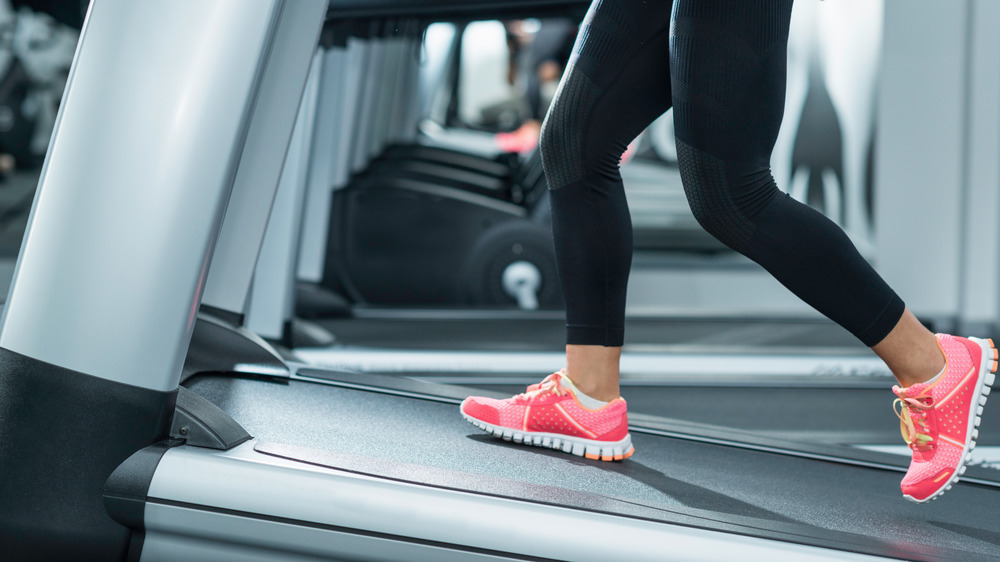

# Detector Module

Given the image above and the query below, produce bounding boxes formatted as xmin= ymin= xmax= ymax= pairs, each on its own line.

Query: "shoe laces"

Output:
xmin=516 ymin=371 xmax=568 ymax=401
xmin=893 ymin=392 xmax=935 ymax=451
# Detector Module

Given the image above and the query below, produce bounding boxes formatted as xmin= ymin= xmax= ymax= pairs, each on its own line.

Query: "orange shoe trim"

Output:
xmin=932 ymin=470 xmax=953 ymax=484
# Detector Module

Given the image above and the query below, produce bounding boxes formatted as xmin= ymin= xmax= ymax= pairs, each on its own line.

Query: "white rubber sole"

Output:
xmin=904 ymin=336 xmax=997 ymax=503
xmin=461 ymin=411 xmax=634 ymax=461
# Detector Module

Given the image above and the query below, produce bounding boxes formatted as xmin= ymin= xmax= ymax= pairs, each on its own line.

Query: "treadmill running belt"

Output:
xmin=183 ymin=374 xmax=1000 ymax=561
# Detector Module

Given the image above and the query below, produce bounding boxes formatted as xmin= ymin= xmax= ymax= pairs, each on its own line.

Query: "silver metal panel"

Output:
xmin=246 ymin=56 xmax=321 ymax=339
xmin=296 ymin=38 xmax=365 ymax=282
xmin=400 ymin=37 xmax=424 ymax=143
xmin=335 ymin=39 xmax=369 ymax=186
xmin=200 ymin=0 xmax=326 ymax=317
xmin=142 ymin=529 xmax=335 ymax=562
xmin=295 ymin=47 xmax=346 ymax=283
xmin=875 ymin=1 xmax=968 ymax=318
xmin=352 ymin=34 xmax=384 ymax=173
xmin=369 ymin=31 xmax=404 ymax=157
xmin=626 ymin=258 xmax=821 ymax=317
xmin=293 ymin=348 xmax=889 ymax=380
xmin=385 ymin=34 xmax=409 ymax=145
xmin=959 ymin=0 xmax=1000 ymax=330
xmin=415 ymin=123 xmax=504 ymax=157
xmin=367 ymin=32 xmax=394 ymax=156
xmin=141 ymin=505 xmax=522 ymax=562
xmin=386 ymin=36 xmax=415 ymax=143
xmin=417 ymin=23 xmax=458 ymax=128
xmin=144 ymin=442 xmax=888 ymax=562
xmin=0 ymin=0 xmax=283 ymax=390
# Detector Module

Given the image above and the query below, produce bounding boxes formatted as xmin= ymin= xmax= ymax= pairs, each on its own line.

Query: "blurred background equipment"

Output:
xmin=0 ymin=0 xmax=78 ymax=172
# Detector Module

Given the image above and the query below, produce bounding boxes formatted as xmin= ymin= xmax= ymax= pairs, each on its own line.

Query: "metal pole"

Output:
xmin=199 ymin=0 xmax=326 ymax=322
xmin=0 ymin=1 xmax=289 ymax=557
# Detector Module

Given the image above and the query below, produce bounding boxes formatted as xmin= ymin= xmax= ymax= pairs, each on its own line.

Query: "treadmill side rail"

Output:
xmin=140 ymin=442 xmax=891 ymax=562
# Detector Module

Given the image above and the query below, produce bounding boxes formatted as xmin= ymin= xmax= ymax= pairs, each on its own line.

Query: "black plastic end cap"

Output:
xmin=103 ymin=441 xmax=177 ymax=531
xmin=170 ymin=386 xmax=252 ymax=450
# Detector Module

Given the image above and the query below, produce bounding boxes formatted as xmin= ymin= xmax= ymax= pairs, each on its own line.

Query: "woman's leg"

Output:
xmin=540 ymin=0 xmax=674 ymax=401
xmin=460 ymin=0 xmax=674 ymax=460
xmin=669 ymin=0 xmax=995 ymax=502
xmin=668 ymin=0 xmax=911 ymax=368
xmin=873 ymin=309 xmax=943 ymax=386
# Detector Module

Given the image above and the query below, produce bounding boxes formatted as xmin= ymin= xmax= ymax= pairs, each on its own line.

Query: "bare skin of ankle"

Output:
xmin=565 ymin=344 xmax=622 ymax=402
xmin=871 ymin=308 xmax=946 ymax=388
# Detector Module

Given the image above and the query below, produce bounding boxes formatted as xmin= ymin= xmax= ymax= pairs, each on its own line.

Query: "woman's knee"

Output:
xmin=676 ymin=139 xmax=778 ymax=252
xmin=539 ymin=69 xmax=600 ymax=191
xmin=541 ymin=60 xmax=652 ymax=193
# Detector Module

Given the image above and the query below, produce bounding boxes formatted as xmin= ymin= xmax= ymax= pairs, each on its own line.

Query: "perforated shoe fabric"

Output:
xmin=460 ymin=371 xmax=634 ymax=461
xmin=892 ymin=334 xmax=997 ymax=503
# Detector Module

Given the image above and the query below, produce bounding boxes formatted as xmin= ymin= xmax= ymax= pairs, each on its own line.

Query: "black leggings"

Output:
xmin=539 ymin=0 xmax=904 ymax=348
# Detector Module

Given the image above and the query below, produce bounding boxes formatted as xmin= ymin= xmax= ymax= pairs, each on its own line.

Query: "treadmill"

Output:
xmin=2 ymin=1 xmax=999 ymax=561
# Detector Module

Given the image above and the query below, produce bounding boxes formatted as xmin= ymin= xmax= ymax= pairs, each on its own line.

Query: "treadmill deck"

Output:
xmin=184 ymin=372 xmax=1000 ymax=561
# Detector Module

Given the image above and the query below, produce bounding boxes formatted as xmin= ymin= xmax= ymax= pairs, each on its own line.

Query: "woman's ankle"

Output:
xmin=565 ymin=344 xmax=622 ymax=401
xmin=871 ymin=309 xmax=945 ymax=387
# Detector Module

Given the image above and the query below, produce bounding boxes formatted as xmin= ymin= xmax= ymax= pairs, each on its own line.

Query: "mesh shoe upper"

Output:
xmin=461 ymin=372 xmax=629 ymax=442
xmin=892 ymin=334 xmax=991 ymax=501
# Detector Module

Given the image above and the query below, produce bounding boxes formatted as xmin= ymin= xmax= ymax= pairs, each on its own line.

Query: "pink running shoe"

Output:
xmin=460 ymin=370 xmax=634 ymax=461
xmin=892 ymin=334 xmax=997 ymax=503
